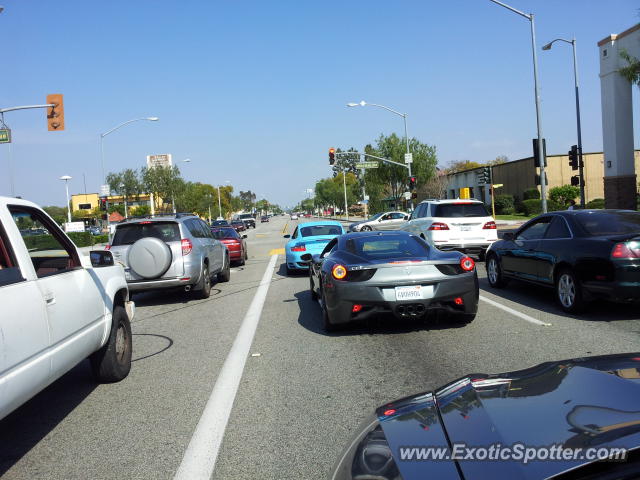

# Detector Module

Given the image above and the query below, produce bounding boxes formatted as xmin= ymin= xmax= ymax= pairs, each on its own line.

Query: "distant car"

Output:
xmin=211 ymin=226 xmax=248 ymax=266
xmin=211 ymin=220 xmax=229 ymax=226
xmin=108 ymin=214 xmax=230 ymax=299
xmin=284 ymin=221 xmax=344 ymax=275
xmin=290 ymin=214 xmax=299 ymax=220
xmin=86 ymin=226 xmax=102 ymax=236
xmin=331 ymin=353 xmax=640 ymax=480
xmin=261 ymin=215 xmax=269 ymax=223
xmin=237 ymin=213 xmax=256 ymax=229
xmin=305 ymin=231 xmax=478 ymax=331
xmin=486 ymin=209 xmax=640 ymax=313
xmin=349 ymin=211 xmax=409 ymax=232
xmin=403 ymin=199 xmax=497 ymax=259
xmin=231 ymin=220 xmax=246 ymax=232
xmin=305 ymin=213 xmax=312 ymax=218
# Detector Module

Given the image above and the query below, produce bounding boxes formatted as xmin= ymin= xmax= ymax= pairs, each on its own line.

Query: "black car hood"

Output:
xmin=377 ymin=353 xmax=640 ymax=480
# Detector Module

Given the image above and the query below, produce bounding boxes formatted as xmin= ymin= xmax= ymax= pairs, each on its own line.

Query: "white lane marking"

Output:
xmin=479 ymin=295 xmax=552 ymax=327
xmin=174 ymin=254 xmax=279 ymax=480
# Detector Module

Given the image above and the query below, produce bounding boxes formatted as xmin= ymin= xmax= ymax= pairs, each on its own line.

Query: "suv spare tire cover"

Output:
xmin=128 ymin=237 xmax=173 ymax=279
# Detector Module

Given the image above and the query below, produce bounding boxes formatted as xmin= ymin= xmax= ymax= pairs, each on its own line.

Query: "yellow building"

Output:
xmin=71 ymin=192 xmax=156 ymax=217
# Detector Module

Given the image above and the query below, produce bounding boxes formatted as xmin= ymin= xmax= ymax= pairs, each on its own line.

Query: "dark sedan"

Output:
xmin=303 ymin=231 xmax=478 ymax=331
xmin=211 ymin=220 xmax=229 ymax=226
xmin=485 ymin=210 xmax=640 ymax=313
xmin=230 ymin=220 xmax=246 ymax=232
xmin=332 ymin=353 xmax=640 ymax=480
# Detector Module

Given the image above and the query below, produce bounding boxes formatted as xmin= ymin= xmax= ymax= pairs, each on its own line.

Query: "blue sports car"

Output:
xmin=284 ymin=220 xmax=345 ymax=274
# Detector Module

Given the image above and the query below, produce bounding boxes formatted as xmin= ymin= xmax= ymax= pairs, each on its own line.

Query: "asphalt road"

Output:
xmin=1 ymin=215 xmax=639 ymax=479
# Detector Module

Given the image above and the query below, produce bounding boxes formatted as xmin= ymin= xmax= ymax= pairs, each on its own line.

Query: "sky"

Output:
xmin=1 ymin=0 xmax=638 ymax=209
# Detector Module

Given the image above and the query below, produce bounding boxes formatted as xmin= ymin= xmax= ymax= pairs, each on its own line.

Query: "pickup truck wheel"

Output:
xmin=218 ymin=255 xmax=231 ymax=282
xmin=195 ymin=264 xmax=211 ymax=299
xmin=90 ymin=305 xmax=132 ymax=383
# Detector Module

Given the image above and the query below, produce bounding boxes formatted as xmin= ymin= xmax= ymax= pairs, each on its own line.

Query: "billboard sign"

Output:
xmin=146 ymin=154 xmax=172 ymax=169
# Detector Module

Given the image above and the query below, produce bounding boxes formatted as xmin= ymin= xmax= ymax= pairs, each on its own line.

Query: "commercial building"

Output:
xmin=70 ymin=192 xmax=155 ymax=218
xmin=444 ymin=150 xmax=640 ymax=205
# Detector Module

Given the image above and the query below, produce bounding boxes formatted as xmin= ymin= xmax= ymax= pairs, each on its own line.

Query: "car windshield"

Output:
xmin=211 ymin=228 xmax=239 ymax=239
xmin=347 ymin=235 xmax=430 ymax=260
xmin=238 ymin=214 xmax=253 ymax=220
xmin=367 ymin=213 xmax=384 ymax=221
xmin=212 ymin=220 xmax=228 ymax=225
xmin=575 ymin=211 xmax=640 ymax=236
xmin=112 ymin=222 xmax=181 ymax=246
xmin=300 ymin=225 xmax=342 ymax=237
xmin=434 ymin=203 xmax=489 ymax=217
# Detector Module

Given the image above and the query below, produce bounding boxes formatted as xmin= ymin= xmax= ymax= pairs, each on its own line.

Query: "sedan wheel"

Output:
xmin=556 ymin=269 xmax=584 ymax=313
xmin=486 ymin=256 xmax=508 ymax=288
xmin=360 ymin=225 xmax=372 ymax=231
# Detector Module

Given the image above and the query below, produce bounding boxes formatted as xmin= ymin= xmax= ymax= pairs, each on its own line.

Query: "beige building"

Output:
xmin=71 ymin=192 xmax=156 ymax=217
xmin=444 ymin=150 xmax=640 ymax=205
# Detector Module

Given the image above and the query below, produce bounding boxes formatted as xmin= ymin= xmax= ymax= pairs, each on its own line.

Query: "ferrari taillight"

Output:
xmin=460 ymin=256 xmax=475 ymax=272
xmin=332 ymin=264 xmax=347 ymax=280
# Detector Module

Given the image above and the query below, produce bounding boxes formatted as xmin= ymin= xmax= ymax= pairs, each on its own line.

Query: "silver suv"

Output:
xmin=108 ymin=214 xmax=230 ymax=299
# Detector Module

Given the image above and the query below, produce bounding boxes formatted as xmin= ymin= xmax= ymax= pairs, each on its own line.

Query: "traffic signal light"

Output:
xmin=568 ymin=145 xmax=579 ymax=170
xmin=478 ymin=166 xmax=491 ymax=184
xmin=411 ymin=192 xmax=418 ymax=199
xmin=99 ymin=198 xmax=107 ymax=211
xmin=532 ymin=138 xmax=547 ymax=167
xmin=571 ymin=175 xmax=580 ymax=186
xmin=329 ymin=148 xmax=335 ymax=165
xmin=409 ymin=176 xmax=417 ymax=189
xmin=46 ymin=94 xmax=64 ymax=131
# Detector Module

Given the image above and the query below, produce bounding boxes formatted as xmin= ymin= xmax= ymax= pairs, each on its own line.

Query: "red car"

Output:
xmin=211 ymin=226 xmax=248 ymax=266
xmin=230 ymin=220 xmax=246 ymax=232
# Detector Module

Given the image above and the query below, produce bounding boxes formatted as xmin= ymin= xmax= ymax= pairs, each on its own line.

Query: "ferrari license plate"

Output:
xmin=395 ymin=285 xmax=422 ymax=300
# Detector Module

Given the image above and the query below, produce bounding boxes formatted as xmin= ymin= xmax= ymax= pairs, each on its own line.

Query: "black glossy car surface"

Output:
xmin=485 ymin=210 xmax=640 ymax=313
xmin=332 ymin=353 xmax=640 ymax=480
xmin=306 ymin=231 xmax=478 ymax=331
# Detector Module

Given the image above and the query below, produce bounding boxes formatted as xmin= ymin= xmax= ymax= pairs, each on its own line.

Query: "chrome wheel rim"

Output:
xmin=361 ymin=226 xmax=371 ymax=231
xmin=488 ymin=259 xmax=498 ymax=284
xmin=558 ymin=274 xmax=575 ymax=308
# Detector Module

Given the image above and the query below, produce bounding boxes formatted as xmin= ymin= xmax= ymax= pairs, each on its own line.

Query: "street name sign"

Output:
xmin=357 ymin=162 xmax=379 ymax=169
xmin=404 ymin=153 xmax=413 ymax=164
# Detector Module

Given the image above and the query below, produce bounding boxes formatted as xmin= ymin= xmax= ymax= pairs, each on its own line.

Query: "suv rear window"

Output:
xmin=434 ymin=203 xmax=489 ymax=218
xmin=575 ymin=211 xmax=640 ymax=236
xmin=112 ymin=221 xmax=181 ymax=246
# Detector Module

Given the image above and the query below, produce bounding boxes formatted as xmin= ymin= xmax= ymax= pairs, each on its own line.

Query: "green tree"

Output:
xmin=239 ymin=190 xmax=256 ymax=211
xmin=141 ymin=165 xmax=182 ymax=212
xmin=129 ymin=205 xmax=151 ymax=217
xmin=619 ymin=47 xmax=640 ymax=87
xmin=445 ymin=160 xmax=484 ymax=173
xmin=43 ymin=205 xmax=68 ymax=225
xmin=548 ymin=185 xmax=580 ymax=209
xmin=332 ymin=147 xmax=359 ymax=177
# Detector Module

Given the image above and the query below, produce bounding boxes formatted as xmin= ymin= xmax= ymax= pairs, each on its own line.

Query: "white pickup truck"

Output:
xmin=0 ymin=197 xmax=134 ymax=420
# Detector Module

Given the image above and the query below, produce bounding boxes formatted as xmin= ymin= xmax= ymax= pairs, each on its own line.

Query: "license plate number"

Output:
xmin=395 ymin=285 xmax=422 ymax=300
xmin=460 ymin=226 xmax=472 ymax=231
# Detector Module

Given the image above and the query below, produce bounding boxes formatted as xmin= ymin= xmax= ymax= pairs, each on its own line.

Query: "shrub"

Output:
xmin=586 ymin=198 xmax=605 ymax=209
xmin=548 ymin=185 xmax=580 ymax=209
xmin=67 ymin=231 xmax=94 ymax=247
xmin=523 ymin=188 xmax=540 ymax=200
xmin=93 ymin=234 xmax=109 ymax=245
xmin=494 ymin=194 xmax=515 ymax=215
xmin=521 ymin=199 xmax=542 ymax=216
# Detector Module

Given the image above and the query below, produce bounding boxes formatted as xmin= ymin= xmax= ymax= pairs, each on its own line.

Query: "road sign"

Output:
xmin=99 ymin=184 xmax=110 ymax=197
xmin=146 ymin=154 xmax=173 ymax=169
xmin=0 ymin=128 xmax=10 ymax=143
xmin=364 ymin=195 xmax=370 ymax=201
xmin=404 ymin=153 xmax=413 ymax=164
xmin=404 ymin=191 xmax=411 ymax=200
xmin=357 ymin=161 xmax=379 ymax=169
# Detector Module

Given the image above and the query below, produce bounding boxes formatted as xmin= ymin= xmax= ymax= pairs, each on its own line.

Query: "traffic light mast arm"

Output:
xmin=335 ymin=151 xmax=409 ymax=170
xmin=0 ymin=104 xmax=54 ymax=113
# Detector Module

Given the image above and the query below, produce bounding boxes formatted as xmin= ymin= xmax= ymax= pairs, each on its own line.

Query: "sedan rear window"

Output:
xmin=347 ymin=235 xmax=429 ymax=260
xmin=434 ymin=203 xmax=489 ymax=218
xmin=575 ymin=211 xmax=640 ymax=236
xmin=211 ymin=228 xmax=239 ymax=239
xmin=300 ymin=225 xmax=342 ymax=237
xmin=112 ymin=222 xmax=181 ymax=246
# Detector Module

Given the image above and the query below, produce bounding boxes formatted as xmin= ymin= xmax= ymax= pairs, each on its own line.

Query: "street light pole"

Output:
xmin=347 ymin=100 xmax=414 ymax=209
xmin=342 ymin=169 xmax=349 ymax=222
xmin=542 ymin=37 xmax=585 ymax=208
xmin=489 ymin=0 xmax=547 ymax=213
xmin=60 ymin=175 xmax=72 ymax=223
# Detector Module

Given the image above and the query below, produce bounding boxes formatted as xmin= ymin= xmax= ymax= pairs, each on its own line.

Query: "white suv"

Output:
xmin=403 ymin=199 xmax=497 ymax=259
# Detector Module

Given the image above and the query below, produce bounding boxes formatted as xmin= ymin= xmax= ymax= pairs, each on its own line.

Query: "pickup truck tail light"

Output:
xmin=181 ymin=238 xmax=193 ymax=256
xmin=483 ymin=221 xmax=497 ymax=229
xmin=291 ymin=244 xmax=306 ymax=252
xmin=612 ymin=242 xmax=640 ymax=259
xmin=429 ymin=222 xmax=449 ymax=231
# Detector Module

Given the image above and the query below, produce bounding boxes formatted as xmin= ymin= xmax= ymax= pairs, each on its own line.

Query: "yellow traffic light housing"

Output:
xmin=46 ymin=94 xmax=64 ymax=131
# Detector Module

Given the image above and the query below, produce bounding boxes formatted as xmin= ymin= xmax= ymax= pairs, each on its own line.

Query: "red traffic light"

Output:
xmin=329 ymin=148 xmax=336 ymax=165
